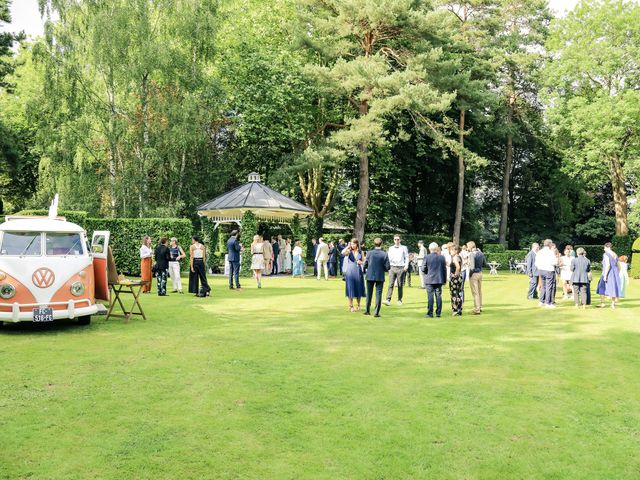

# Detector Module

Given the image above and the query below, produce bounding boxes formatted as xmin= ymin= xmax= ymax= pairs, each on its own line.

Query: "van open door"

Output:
xmin=91 ymin=231 xmax=111 ymax=302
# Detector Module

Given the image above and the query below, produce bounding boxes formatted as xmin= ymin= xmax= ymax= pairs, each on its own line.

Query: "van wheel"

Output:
xmin=77 ymin=316 xmax=91 ymax=326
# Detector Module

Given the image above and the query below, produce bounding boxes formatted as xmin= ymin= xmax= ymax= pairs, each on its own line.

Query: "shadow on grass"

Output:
xmin=0 ymin=318 xmax=90 ymax=335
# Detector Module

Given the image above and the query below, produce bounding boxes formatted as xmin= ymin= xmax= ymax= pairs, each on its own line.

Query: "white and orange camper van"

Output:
xmin=0 ymin=195 xmax=110 ymax=326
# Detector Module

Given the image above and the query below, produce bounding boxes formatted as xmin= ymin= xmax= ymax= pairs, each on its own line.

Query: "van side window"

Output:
xmin=0 ymin=232 xmax=43 ymax=256
xmin=46 ymin=233 xmax=84 ymax=256
xmin=92 ymin=235 xmax=106 ymax=254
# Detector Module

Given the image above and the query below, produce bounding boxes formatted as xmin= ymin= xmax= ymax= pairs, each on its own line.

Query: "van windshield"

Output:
xmin=0 ymin=232 xmax=43 ymax=256
xmin=46 ymin=233 xmax=84 ymax=256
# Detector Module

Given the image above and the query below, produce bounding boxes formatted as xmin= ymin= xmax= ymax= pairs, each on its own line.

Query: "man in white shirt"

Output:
xmin=534 ymin=239 xmax=558 ymax=308
xmin=384 ymin=235 xmax=409 ymax=306
xmin=315 ymin=237 xmax=330 ymax=280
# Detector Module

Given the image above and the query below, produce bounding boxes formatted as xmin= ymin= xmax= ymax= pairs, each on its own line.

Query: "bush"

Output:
xmin=17 ymin=209 xmax=89 ymax=228
xmin=85 ymin=218 xmax=193 ymax=275
xmin=320 ymin=233 xmax=451 ymax=252
xmin=306 ymin=217 xmax=323 ymax=263
xmin=611 ymin=235 xmax=632 ymax=258
xmin=633 ymin=237 xmax=640 ymax=253
xmin=484 ymin=250 xmax=528 ymax=270
xmin=574 ymin=245 xmax=603 ymax=262
xmin=239 ymin=211 xmax=258 ymax=276
xmin=483 ymin=243 xmax=506 ymax=253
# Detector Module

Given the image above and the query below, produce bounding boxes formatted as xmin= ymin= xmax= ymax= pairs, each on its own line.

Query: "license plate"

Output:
xmin=33 ymin=307 xmax=54 ymax=322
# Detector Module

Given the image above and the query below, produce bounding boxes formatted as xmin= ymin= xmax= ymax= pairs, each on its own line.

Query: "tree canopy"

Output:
xmin=0 ymin=0 xmax=637 ymax=247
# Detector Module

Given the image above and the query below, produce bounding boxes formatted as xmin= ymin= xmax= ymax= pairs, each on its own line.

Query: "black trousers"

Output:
xmin=426 ymin=284 xmax=443 ymax=316
xmin=192 ymin=259 xmax=210 ymax=295
xmin=366 ymin=280 xmax=384 ymax=316
xmin=272 ymin=257 xmax=279 ymax=275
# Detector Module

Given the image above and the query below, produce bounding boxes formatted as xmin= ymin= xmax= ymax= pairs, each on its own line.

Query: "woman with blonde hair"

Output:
xmin=292 ymin=240 xmax=304 ymax=277
xmin=140 ymin=235 xmax=153 ymax=293
xmin=250 ymin=235 xmax=265 ymax=288
xmin=618 ymin=255 xmax=629 ymax=299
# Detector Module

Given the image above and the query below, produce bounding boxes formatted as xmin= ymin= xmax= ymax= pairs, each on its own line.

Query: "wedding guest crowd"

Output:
xmin=525 ymin=240 xmax=628 ymax=309
xmin=138 ymin=231 xmax=630 ymax=314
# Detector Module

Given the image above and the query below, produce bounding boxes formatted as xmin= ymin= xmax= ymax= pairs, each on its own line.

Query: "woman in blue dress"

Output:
xmin=342 ymin=238 xmax=366 ymax=312
xmin=596 ymin=242 xmax=621 ymax=309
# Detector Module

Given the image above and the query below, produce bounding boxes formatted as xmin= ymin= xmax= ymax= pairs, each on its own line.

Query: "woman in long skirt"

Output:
xmin=596 ymin=242 xmax=621 ymax=308
xmin=342 ymin=238 xmax=366 ymax=312
xmin=140 ymin=235 xmax=153 ymax=293
xmin=449 ymin=245 xmax=463 ymax=316
xmin=292 ymin=241 xmax=304 ymax=277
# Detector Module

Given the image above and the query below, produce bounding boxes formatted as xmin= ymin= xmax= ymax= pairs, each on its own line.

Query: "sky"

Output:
xmin=3 ymin=0 xmax=582 ymax=38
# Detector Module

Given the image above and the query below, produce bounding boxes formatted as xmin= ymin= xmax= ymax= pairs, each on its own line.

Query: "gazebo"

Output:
xmin=196 ymin=172 xmax=313 ymax=229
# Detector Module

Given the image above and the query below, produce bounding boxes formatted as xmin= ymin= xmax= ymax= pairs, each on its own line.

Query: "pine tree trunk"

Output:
xmin=498 ymin=100 xmax=514 ymax=246
xmin=609 ymin=154 xmax=629 ymax=236
xmin=453 ymin=109 xmax=465 ymax=244
xmin=353 ymin=99 xmax=369 ymax=243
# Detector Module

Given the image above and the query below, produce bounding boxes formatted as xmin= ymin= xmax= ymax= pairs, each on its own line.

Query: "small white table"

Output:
xmin=488 ymin=262 xmax=500 ymax=275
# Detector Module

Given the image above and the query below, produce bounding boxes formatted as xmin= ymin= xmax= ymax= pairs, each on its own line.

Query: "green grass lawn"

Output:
xmin=1 ymin=273 xmax=639 ymax=479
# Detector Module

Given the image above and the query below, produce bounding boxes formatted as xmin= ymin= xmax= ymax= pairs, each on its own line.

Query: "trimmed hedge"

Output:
xmin=575 ymin=245 xmax=603 ymax=262
xmin=483 ymin=243 xmax=506 ymax=253
xmin=485 ymin=250 xmax=528 ymax=270
xmin=85 ymin=218 xmax=193 ymax=276
xmin=320 ymin=233 xmax=452 ymax=251
xmin=611 ymin=235 xmax=632 ymax=258
xmin=16 ymin=209 xmax=89 ymax=228
xmin=632 ymin=237 xmax=640 ymax=253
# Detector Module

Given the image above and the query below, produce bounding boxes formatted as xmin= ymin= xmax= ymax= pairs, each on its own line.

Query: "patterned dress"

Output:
xmin=449 ymin=254 xmax=463 ymax=315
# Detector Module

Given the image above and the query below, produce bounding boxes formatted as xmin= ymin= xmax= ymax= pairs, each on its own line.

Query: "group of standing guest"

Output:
xmin=525 ymin=240 xmax=629 ymax=309
xmin=140 ymin=235 xmax=210 ymax=297
xmin=338 ymin=235 xmax=486 ymax=318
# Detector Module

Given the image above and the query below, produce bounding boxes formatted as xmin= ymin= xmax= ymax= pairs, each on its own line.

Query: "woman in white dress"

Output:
xmin=292 ymin=241 xmax=304 ymax=277
xmin=559 ymin=247 xmax=573 ymax=300
xmin=250 ymin=235 xmax=265 ymax=288
xmin=284 ymin=238 xmax=292 ymax=273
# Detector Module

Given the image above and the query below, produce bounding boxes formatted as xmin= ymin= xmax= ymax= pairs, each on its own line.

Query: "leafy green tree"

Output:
xmin=299 ymin=0 xmax=455 ymax=241
xmin=493 ymin=0 xmax=551 ymax=245
xmin=440 ymin=0 xmax=496 ymax=244
xmin=546 ymin=0 xmax=640 ymax=237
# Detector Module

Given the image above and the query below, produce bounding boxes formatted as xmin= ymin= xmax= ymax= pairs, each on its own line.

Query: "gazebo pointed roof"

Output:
xmin=197 ymin=172 xmax=313 ymax=224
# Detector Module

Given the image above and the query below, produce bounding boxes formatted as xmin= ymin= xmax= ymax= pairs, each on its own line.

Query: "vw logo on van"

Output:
xmin=32 ymin=268 xmax=56 ymax=288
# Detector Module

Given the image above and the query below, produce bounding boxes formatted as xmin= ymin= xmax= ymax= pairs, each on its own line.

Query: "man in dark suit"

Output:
xmin=271 ymin=238 xmax=280 ymax=275
xmin=363 ymin=238 xmax=391 ymax=317
xmin=227 ymin=230 xmax=242 ymax=289
xmin=525 ymin=242 xmax=540 ymax=300
xmin=422 ymin=242 xmax=447 ymax=318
